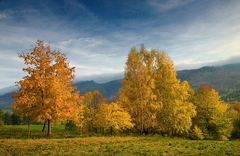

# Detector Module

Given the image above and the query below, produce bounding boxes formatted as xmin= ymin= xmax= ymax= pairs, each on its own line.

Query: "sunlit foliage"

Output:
xmin=12 ymin=40 xmax=80 ymax=136
xmin=192 ymin=86 xmax=232 ymax=140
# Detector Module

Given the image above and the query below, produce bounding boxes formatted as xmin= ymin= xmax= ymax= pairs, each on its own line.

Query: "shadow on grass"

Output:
xmin=0 ymin=125 xmax=84 ymax=139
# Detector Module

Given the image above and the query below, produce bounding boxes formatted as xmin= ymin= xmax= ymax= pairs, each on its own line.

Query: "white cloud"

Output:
xmin=1 ymin=0 xmax=240 ymax=88
xmin=147 ymin=0 xmax=195 ymax=12
xmin=139 ymin=0 xmax=240 ymax=69
xmin=0 ymin=12 xmax=7 ymax=19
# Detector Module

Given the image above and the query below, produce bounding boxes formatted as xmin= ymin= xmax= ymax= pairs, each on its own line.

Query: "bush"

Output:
xmin=190 ymin=126 xmax=204 ymax=140
xmin=0 ymin=120 xmax=3 ymax=127
xmin=231 ymin=119 xmax=240 ymax=139
xmin=217 ymin=135 xmax=229 ymax=141
xmin=0 ymin=109 xmax=4 ymax=127
xmin=65 ymin=121 xmax=77 ymax=131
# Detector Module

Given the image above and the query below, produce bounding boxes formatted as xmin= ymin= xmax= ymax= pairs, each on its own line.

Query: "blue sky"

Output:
xmin=0 ymin=0 xmax=240 ymax=88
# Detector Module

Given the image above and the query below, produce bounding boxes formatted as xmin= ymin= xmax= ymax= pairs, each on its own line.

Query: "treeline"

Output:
xmin=10 ymin=41 xmax=240 ymax=140
xmin=0 ymin=110 xmax=24 ymax=125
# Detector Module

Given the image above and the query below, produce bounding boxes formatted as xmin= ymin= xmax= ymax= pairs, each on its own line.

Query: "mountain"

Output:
xmin=0 ymin=86 xmax=18 ymax=96
xmin=74 ymin=73 xmax=123 ymax=84
xmin=1 ymin=63 xmax=240 ymax=110
xmin=177 ymin=63 xmax=240 ymax=101
xmin=177 ymin=64 xmax=240 ymax=92
xmin=0 ymin=92 xmax=13 ymax=111
xmin=0 ymin=80 xmax=122 ymax=111
xmin=74 ymin=80 xmax=121 ymax=100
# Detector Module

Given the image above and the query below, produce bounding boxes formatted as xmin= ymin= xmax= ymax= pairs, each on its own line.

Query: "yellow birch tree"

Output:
xmin=119 ymin=46 xmax=160 ymax=134
xmin=192 ymin=86 xmax=232 ymax=139
xmin=154 ymin=52 xmax=196 ymax=136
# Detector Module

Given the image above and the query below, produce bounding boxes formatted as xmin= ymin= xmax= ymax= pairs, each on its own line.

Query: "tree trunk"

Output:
xmin=27 ymin=118 xmax=30 ymax=138
xmin=110 ymin=126 xmax=113 ymax=135
xmin=47 ymin=119 xmax=51 ymax=136
xmin=140 ymin=90 xmax=144 ymax=135
xmin=42 ymin=120 xmax=46 ymax=132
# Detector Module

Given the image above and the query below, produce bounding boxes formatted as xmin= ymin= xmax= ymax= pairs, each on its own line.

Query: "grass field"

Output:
xmin=0 ymin=125 xmax=240 ymax=155
xmin=0 ymin=124 xmax=81 ymax=139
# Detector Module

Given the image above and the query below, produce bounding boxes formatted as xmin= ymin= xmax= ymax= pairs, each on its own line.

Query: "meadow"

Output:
xmin=0 ymin=125 xmax=239 ymax=156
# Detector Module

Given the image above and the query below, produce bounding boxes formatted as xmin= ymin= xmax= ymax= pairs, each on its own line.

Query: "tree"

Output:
xmin=119 ymin=46 xmax=160 ymax=133
xmin=71 ymin=104 xmax=85 ymax=132
xmin=81 ymin=90 xmax=105 ymax=133
xmin=93 ymin=102 xmax=133 ymax=134
xmin=11 ymin=113 xmax=21 ymax=125
xmin=119 ymin=46 xmax=196 ymax=135
xmin=192 ymin=86 xmax=232 ymax=140
xmin=109 ymin=102 xmax=134 ymax=133
xmin=3 ymin=112 xmax=12 ymax=125
xmin=154 ymin=52 xmax=196 ymax=136
xmin=0 ymin=109 xmax=3 ymax=127
xmin=229 ymin=101 xmax=240 ymax=138
xmin=93 ymin=101 xmax=111 ymax=134
xmin=12 ymin=40 xmax=80 ymax=136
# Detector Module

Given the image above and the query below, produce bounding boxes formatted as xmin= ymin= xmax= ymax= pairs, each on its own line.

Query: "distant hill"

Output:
xmin=0 ymin=80 xmax=122 ymax=111
xmin=74 ymin=80 xmax=121 ymax=100
xmin=1 ymin=63 xmax=240 ymax=110
xmin=177 ymin=63 xmax=240 ymax=101
xmin=0 ymin=92 xmax=13 ymax=111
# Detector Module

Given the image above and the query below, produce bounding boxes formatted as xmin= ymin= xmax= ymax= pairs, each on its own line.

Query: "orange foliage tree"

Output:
xmin=12 ymin=40 xmax=80 ymax=136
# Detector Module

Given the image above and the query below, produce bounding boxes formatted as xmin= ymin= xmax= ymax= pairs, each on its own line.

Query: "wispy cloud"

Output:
xmin=147 ymin=0 xmax=195 ymax=12
xmin=0 ymin=12 xmax=7 ymax=19
xmin=0 ymin=0 xmax=240 ymax=88
xmin=54 ymin=37 xmax=126 ymax=79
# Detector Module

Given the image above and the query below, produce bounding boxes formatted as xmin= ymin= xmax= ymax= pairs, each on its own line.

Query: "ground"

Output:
xmin=0 ymin=125 xmax=239 ymax=155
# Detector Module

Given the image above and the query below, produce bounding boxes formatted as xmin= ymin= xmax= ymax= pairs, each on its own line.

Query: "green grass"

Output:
xmin=0 ymin=124 xmax=81 ymax=139
xmin=0 ymin=136 xmax=239 ymax=156
xmin=0 ymin=125 xmax=240 ymax=155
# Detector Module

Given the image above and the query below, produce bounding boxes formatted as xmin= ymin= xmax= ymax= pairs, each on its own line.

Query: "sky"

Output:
xmin=0 ymin=0 xmax=240 ymax=88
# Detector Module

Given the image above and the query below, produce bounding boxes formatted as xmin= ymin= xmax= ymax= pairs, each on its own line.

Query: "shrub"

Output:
xmin=65 ymin=121 xmax=77 ymax=131
xmin=190 ymin=126 xmax=204 ymax=140
xmin=231 ymin=119 xmax=240 ymax=139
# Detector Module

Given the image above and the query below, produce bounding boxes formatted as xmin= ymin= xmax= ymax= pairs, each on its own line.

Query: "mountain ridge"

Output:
xmin=1 ymin=63 xmax=240 ymax=110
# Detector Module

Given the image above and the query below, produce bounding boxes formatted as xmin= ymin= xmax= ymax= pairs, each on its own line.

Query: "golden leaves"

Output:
xmin=119 ymin=46 xmax=197 ymax=135
xmin=13 ymin=40 xmax=80 ymax=123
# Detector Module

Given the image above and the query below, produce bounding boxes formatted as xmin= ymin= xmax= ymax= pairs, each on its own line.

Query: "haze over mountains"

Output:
xmin=1 ymin=63 xmax=240 ymax=110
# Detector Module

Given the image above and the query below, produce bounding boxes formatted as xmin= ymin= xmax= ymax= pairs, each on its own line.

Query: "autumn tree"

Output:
xmin=229 ymin=101 xmax=240 ymax=138
xmin=119 ymin=46 xmax=196 ymax=135
xmin=71 ymin=101 xmax=85 ymax=132
xmin=109 ymin=102 xmax=134 ymax=133
xmin=154 ymin=52 xmax=196 ymax=136
xmin=13 ymin=40 xmax=80 ymax=136
xmin=81 ymin=90 xmax=105 ymax=133
xmin=119 ymin=46 xmax=160 ymax=133
xmin=93 ymin=101 xmax=111 ymax=134
xmin=93 ymin=102 xmax=133 ymax=134
xmin=69 ymin=90 xmax=105 ymax=133
xmin=192 ymin=86 xmax=232 ymax=140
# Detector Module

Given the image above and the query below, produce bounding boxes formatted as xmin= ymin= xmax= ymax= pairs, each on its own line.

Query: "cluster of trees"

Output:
xmin=118 ymin=46 xmax=235 ymax=140
xmin=230 ymin=101 xmax=240 ymax=138
xmin=0 ymin=110 xmax=22 ymax=126
xmin=11 ymin=41 xmax=240 ymax=139
xmin=69 ymin=90 xmax=133 ymax=134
